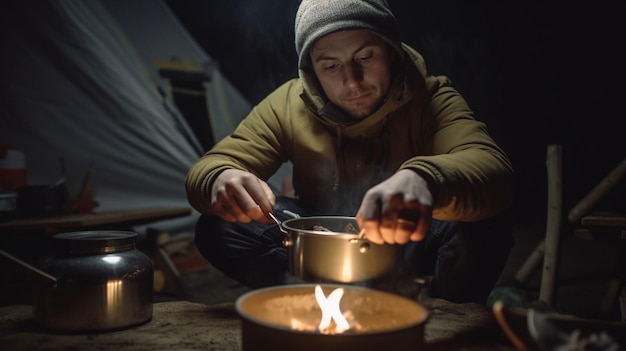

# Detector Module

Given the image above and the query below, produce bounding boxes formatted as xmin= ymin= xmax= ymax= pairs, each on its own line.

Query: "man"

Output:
xmin=186 ymin=0 xmax=515 ymax=304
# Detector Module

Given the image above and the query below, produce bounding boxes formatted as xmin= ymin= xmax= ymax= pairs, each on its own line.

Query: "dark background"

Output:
xmin=165 ymin=0 xmax=625 ymax=229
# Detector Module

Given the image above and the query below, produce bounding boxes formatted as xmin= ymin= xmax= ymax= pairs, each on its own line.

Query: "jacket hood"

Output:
xmin=298 ymin=43 xmax=428 ymax=139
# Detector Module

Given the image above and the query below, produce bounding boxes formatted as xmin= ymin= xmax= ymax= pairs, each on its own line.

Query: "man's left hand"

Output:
xmin=356 ymin=169 xmax=433 ymax=245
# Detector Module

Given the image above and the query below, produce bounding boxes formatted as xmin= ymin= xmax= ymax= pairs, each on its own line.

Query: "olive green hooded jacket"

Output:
xmin=186 ymin=44 xmax=515 ymax=221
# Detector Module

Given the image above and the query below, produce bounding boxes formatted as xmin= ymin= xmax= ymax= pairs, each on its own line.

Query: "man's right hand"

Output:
xmin=211 ymin=169 xmax=275 ymax=224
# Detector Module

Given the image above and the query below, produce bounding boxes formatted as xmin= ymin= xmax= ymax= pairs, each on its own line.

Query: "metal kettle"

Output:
xmin=2 ymin=230 xmax=153 ymax=332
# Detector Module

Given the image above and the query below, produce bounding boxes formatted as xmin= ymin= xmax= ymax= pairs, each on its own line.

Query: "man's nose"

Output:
xmin=343 ymin=63 xmax=363 ymax=87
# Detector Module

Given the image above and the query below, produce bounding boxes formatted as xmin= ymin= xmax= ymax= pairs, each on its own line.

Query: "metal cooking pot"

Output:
xmin=273 ymin=215 xmax=402 ymax=283
xmin=1 ymin=230 xmax=153 ymax=332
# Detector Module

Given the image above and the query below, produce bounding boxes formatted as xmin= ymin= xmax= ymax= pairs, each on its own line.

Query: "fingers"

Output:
xmin=244 ymin=179 xmax=275 ymax=223
xmin=378 ymin=217 xmax=418 ymax=245
xmin=211 ymin=169 xmax=275 ymax=223
xmin=411 ymin=204 xmax=432 ymax=241
xmin=356 ymin=184 xmax=432 ymax=245
xmin=357 ymin=193 xmax=422 ymax=244
xmin=357 ymin=219 xmax=383 ymax=244
xmin=357 ymin=199 xmax=418 ymax=244
xmin=212 ymin=190 xmax=240 ymax=222
xmin=356 ymin=169 xmax=435 ymax=245
xmin=357 ymin=216 xmax=423 ymax=245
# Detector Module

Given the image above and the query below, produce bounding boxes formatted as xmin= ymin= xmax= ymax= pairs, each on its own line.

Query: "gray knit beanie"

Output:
xmin=295 ymin=0 xmax=404 ymax=69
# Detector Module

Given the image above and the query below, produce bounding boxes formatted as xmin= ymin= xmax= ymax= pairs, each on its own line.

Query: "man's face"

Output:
xmin=310 ymin=29 xmax=394 ymax=121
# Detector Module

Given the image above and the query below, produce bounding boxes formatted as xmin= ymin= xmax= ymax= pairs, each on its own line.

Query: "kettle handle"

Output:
xmin=0 ymin=249 xmax=57 ymax=284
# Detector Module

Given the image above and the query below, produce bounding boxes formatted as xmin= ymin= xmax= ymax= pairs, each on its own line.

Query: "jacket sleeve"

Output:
xmin=185 ymin=80 xmax=298 ymax=215
xmin=402 ymin=75 xmax=515 ymax=221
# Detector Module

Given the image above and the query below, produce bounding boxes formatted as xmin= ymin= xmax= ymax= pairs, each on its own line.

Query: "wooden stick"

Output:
xmin=539 ymin=144 xmax=562 ymax=305
xmin=514 ymin=239 xmax=544 ymax=284
xmin=568 ymin=157 xmax=626 ymax=224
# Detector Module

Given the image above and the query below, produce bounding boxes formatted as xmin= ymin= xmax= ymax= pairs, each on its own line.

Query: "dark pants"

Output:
xmin=194 ymin=197 xmax=514 ymax=304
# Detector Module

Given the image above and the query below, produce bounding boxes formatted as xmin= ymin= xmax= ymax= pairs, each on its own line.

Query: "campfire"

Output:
xmin=315 ymin=285 xmax=350 ymax=333
xmin=236 ymin=284 xmax=429 ymax=351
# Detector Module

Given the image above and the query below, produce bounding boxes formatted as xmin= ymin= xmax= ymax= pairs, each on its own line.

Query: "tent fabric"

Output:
xmin=0 ymin=0 xmax=260 ymax=235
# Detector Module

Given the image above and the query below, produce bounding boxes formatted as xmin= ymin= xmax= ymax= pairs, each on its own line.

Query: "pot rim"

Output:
xmin=280 ymin=216 xmax=362 ymax=238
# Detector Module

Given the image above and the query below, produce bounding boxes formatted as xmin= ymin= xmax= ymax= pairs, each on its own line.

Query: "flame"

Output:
xmin=315 ymin=285 xmax=350 ymax=334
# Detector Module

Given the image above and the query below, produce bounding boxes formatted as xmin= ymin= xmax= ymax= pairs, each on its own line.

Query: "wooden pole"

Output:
xmin=568 ymin=158 xmax=626 ymax=224
xmin=539 ymin=144 xmax=563 ymax=305
xmin=514 ymin=239 xmax=544 ymax=284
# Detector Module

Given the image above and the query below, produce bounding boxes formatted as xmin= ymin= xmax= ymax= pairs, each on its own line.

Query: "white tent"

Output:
xmin=0 ymin=0 xmax=282 ymax=236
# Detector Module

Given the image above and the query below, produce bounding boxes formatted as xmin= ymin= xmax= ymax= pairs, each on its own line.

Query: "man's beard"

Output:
xmin=340 ymin=91 xmax=385 ymax=120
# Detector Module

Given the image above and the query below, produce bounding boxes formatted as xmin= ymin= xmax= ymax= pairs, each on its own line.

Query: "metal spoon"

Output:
xmin=268 ymin=212 xmax=288 ymax=235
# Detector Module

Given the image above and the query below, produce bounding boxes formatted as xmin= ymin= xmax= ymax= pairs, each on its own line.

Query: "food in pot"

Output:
xmin=312 ymin=222 xmax=359 ymax=234
xmin=343 ymin=223 xmax=359 ymax=234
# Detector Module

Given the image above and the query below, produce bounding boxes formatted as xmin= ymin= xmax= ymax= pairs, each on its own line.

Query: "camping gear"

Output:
xmin=0 ymin=0 xmax=270 ymax=238
xmin=0 ymin=231 xmax=153 ymax=332
xmin=270 ymin=214 xmax=402 ymax=283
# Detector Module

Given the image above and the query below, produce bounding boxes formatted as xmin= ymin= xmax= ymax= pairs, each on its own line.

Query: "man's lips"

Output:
xmin=345 ymin=92 xmax=371 ymax=102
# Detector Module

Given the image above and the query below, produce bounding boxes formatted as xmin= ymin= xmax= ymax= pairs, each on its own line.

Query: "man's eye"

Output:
xmin=324 ymin=63 xmax=339 ymax=71
xmin=356 ymin=53 xmax=373 ymax=62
